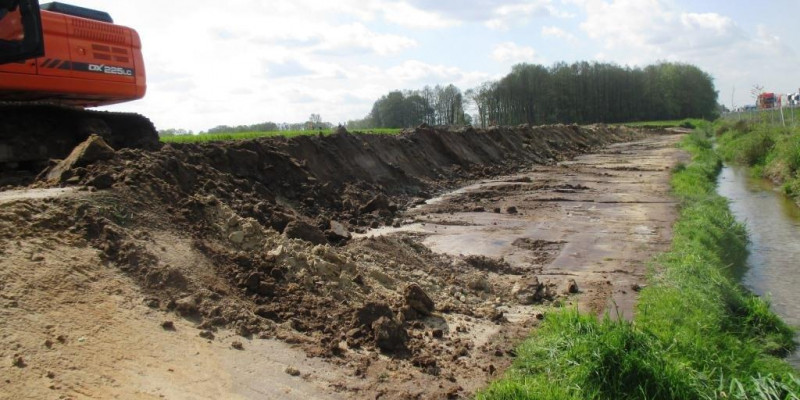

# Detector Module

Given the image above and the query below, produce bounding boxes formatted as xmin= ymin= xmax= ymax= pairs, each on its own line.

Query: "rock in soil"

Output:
xmin=404 ymin=283 xmax=435 ymax=316
xmin=355 ymin=302 xmax=394 ymax=328
xmin=46 ymin=134 xmax=115 ymax=182
xmin=563 ymin=278 xmax=579 ymax=294
xmin=327 ymin=220 xmax=351 ymax=241
xmin=283 ymin=220 xmax=327 ymax=245
xmin=372 ymin=317 xmax=408 ymax=352
xmin=161 ymin=321 xmax=176 ymax=331
xmin=199 ymin=330 xmax=215 ymax=340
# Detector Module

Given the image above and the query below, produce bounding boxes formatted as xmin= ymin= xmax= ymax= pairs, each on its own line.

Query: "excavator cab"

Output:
xmin=0 ymin=0 xmax=44 ymax=64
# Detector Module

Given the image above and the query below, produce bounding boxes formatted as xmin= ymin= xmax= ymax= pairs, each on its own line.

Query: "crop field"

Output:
xmin=620 ymin=118 xmax=706 ymax=129
xmin=160 ymin=128 xmax=403 ymax=143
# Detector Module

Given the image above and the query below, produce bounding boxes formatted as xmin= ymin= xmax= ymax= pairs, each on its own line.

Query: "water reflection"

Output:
xmin=717 ymin=166 xmax=800 ymax=369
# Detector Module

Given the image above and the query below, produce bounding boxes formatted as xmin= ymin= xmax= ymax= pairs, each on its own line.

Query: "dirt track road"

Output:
xmin=0 ymin=131 xmax=686 ymax=399
xmin=366 ymin=133 xmax=687 ymax=320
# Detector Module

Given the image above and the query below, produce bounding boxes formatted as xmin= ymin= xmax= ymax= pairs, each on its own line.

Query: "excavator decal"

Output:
xmin=37 ymin=57 xmax=135 ymax=76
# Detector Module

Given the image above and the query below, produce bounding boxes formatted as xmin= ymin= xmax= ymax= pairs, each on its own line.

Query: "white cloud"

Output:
xmin=378 ymin=2 xmax=461 ymax=29
xmin=385 ymin=60 xmax=490 ymax=87
xmin=492 ymin=42 xmax=538 ymax=63
xmin=311 ymin=23 xmax=418 ymax=56
xmin=58 ymin=0 xmax=440 ymax=131
xmin=407 ymin=0 xmax=572 ymax=26
xmin=485 ymin=1 xmax=573 ymax=31
xmin=573 ymin=0 xmax=800 ymax=108
xmin=263 ymin=60 xmax=315 ymax=79
xmin=577 ymin=0 xmax=744 ymax=56
xmin=541 ymin=26 xmax=578 ymax=42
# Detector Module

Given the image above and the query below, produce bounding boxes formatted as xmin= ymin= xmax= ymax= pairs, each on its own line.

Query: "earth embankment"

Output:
xmin=0 ymin=124 xmax=683 ymax=399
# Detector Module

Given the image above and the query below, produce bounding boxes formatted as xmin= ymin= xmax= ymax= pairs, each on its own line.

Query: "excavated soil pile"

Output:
xmin=46 ymin=124 xmax=640 ymax=235
xmin=2 ymin=124 xmax=646 ymax=398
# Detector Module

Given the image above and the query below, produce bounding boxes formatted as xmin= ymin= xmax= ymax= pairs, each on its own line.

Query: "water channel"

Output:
xmin=717 ymin=166 xmax=800 ymax=368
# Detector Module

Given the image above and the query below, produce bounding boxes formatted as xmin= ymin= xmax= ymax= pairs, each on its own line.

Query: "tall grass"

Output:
xmin=480 ymin=126 xmax=798 ymax=400
xmin=716 ymin=120 xmax=800 ymax=200
xmin=159 ymin=128 xmax=402 ymax=144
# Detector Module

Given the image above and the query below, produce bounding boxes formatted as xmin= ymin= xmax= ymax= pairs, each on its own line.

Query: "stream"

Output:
xmin=717 ymin=166 xmax=800 ymax=368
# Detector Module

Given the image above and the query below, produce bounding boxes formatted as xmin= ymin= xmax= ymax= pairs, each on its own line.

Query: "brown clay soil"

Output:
xmin=0 ymin=124 xmax=686 ymax=399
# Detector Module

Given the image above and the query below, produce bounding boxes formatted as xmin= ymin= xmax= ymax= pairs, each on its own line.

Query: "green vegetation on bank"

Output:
xmin=159 ymin=128 xmax=402 ymax=144
xmin=717 ymin=120 xmax=800 ymax=202
xmin=480 ymin=125 xmax=798 ymax=399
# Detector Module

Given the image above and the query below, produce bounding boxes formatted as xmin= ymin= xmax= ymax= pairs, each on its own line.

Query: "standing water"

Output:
xmin=717 ymin=166 xmax=800 ymax=368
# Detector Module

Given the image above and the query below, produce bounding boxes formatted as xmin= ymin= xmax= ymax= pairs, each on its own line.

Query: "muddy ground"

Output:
xmin=0 ymin=125 xmax=685 ymax=399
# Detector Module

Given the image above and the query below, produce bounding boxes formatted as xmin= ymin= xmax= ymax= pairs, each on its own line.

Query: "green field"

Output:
xmin=159 ymin=128 xmax=403 ymax=144
xmin=480 ymin=125 xmax=799 ymax=399
xmin=619 ymin=118 xmax=707 ymax=129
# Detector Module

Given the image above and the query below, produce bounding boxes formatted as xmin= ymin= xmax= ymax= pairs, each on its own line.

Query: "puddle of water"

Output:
xmin=717 ymin=166 xmax=800 ymax=368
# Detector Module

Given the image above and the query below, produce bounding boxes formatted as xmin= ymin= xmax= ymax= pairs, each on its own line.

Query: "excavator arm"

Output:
xmin=0 ymin=0 xmax=44 ymax=64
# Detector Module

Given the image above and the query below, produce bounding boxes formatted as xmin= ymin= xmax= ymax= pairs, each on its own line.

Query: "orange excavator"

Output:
xmin=0 ymin=0 xmax=158 ymax=169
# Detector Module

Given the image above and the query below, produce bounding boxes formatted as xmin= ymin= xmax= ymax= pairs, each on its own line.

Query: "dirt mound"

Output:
xmin=1 ymin=124 xmax=649 ymax=398
xmin=42 ymin=124 xmax=639 ymax=233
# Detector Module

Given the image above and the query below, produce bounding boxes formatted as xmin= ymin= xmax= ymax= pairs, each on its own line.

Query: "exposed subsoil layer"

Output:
xmin=0 ymin=125 xmax=685 ymax=399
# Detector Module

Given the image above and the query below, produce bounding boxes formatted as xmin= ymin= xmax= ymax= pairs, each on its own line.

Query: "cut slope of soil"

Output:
xmin=0 ymin=124 xmax=679 ymax=399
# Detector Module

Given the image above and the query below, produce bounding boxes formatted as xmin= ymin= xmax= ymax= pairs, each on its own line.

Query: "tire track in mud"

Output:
xmin=363 ymin=133 xmax=687 ymax=320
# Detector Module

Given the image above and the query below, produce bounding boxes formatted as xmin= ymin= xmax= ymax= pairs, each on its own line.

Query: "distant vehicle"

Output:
xmin=789 ymin=92 xmax=800 ymax=107
xmin=757 ymin=92 xmax=777 ymax=110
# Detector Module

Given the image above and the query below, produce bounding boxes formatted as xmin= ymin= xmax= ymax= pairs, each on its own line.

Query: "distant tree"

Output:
xmin=346 ymin=118 xmax=374 ymax=130
xmin=308 ymin=113 xmax=323 ymax=130
xmin=364 ymin=84 xmax=468 ymax=128
xmin=205 ymin=121 xmax=279 ymax=134
xmin=158 ymin=128 xmax=193 ymax=137
xmin=469 ymin=61 xmax=718 ymax=126
xmin=358 ymin=61 xmax=716 ymax=129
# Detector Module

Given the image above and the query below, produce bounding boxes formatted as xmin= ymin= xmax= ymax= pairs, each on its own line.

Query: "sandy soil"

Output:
xmin=0 ymin=127 xmax=686 ymax=399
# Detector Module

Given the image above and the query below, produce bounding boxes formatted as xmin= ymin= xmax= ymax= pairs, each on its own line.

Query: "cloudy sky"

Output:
xmin=65 ymin=0 xmax=799 ymax=132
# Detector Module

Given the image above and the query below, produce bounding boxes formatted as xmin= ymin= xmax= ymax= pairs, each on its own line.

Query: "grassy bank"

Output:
xmin=716 ymin=120 xmax=800 ymax=202
xmin=159 ymin=128 xmax=402 ymax=143
xmin=480 ymin=126 xmax=798 ymax=399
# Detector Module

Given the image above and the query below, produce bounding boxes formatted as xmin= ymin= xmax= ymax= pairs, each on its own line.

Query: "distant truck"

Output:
xmin=757 ymin=92 xmax=778 ymax=109
xmin=789 ymin=92 xmax=800 ymax=107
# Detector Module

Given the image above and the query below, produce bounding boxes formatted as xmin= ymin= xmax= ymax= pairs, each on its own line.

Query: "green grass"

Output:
xmin=479 ymin=126 xmax=798 ymax=400
xmin=716 ymin=120 xmax=800 ymax=200
xmin=620 ymin=118 xmax=707 ymax=129
xmin=159 ymin=128 xmax=403 ymax=143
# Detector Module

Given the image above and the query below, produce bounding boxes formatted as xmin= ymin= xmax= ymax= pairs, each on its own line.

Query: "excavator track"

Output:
xmin=0 ymin=103 xmax=160 ymax=166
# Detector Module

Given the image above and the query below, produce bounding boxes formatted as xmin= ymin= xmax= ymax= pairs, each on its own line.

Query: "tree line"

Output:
xmin=347 ymin=84 xmax=471 ymax=130
xmin=348 ymin=61 xmax=718 ymax=129
xmin=158 ymin=114 xmax=333 ymax=137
